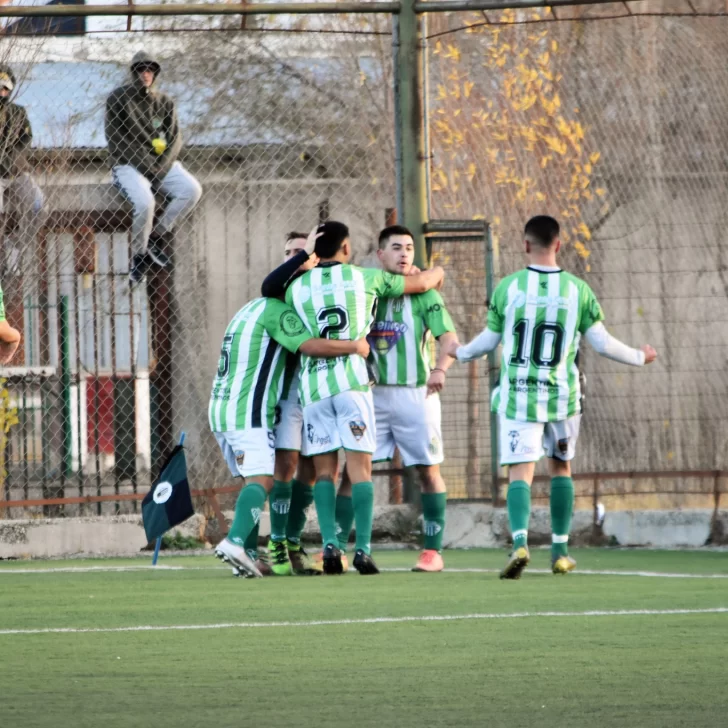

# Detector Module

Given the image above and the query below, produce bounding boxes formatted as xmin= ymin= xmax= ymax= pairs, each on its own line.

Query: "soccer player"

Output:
xmin=333 ymin=225 xmax=458 ymax=573
xmin=285 ymin=221 xmax=445 ymax=575
xmin=448 ymin=215 xmax=657 ymax=578
xmin=210 ymin=295 xmax=370 ymax=578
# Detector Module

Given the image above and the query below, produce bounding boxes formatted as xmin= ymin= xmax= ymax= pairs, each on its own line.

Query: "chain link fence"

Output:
xmin=1 ymin=3 xmax=726 ymax=516
xmin=428 ymin=7 xmax=728 ymax=504
xmin=0 ymin=11 xmax=396 ymax=517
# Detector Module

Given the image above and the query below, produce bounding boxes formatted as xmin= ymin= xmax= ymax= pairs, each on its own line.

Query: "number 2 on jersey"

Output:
xmin=509 ymin=320 xmax=565 ymax=368
xmin=317 ymin=306 xmax=349 ymax=339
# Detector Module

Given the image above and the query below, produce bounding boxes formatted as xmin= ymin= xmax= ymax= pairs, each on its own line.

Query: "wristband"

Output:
xmin=431 ymin=368 xmax=446 ymax=375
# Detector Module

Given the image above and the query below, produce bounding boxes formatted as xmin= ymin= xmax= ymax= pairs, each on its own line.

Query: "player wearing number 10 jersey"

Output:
xmin=285 ymin=221 xmax=445 ymax=576
xmin=451 ymin=216 xmax=657 ymax=579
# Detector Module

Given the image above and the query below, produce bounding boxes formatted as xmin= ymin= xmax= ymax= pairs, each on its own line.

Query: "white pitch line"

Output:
xmin=1 ymin=608 xmax=726 ymax=636
xmin=1 ymin=565 xmax=728 ymax=579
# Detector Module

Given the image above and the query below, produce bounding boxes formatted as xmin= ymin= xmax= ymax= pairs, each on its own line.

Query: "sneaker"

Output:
xmin=353 ymin=549 xmax=379 ymax=575
xmin=322 ymin=543 xmax=344 ymax=575
xmin=310 ymin=550 xmax=349 ymax=574
xmin=499 ymin=546 xmax=531 ymax=580
xmin=147 ymin=231 xmax=171 ymax=268
xmin=268 ymin=539 xmax=292 ymax=576
xmin=287 ymin=541 xmax=319 ymax=575
xmin=129 ymin=252 xmax=149 ymax=286
xmin=215 ymin=537 xmax=263 ymax=578
xmin=552 ymin=555 xmax=577 ymax=575
xmin=412 ymin=549 xmax=444 ymax=573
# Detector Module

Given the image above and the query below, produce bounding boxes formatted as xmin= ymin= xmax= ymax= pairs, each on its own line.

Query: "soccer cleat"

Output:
xmin=233 ymin=550 xmax=273 ymax=578
xmin=353 ymin=549 xmax=380 ymax=575
xmin=499 ymin=546 xmax=531 ymax=580
xmin=322 ymin=543 xmax=344 ymax=575
xmin=412 ymin=549 xmax=444 ymax=573
xmin=286 ymin=541 xmax=319 ymax=575
xmin=129 ymin=253 xmax=149 ymax=286
xmin=310 ymin=550 xmax=349 ymax=574
xmin=552 ymin=555 xmax=577 ymax=574
xmin=147 ymin=231 xmax=172 ymax=268
xmin=268 ymin=539 xmax=292 ymax=576
xmin=215 ymin=537 xmax=263 ymax=578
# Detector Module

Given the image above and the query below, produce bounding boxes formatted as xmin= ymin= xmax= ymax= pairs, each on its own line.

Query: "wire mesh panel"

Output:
xmin=0 ymin=12 xmax=396 ymax=516
xmin=427 ymin=7 xmax=728 ymax=502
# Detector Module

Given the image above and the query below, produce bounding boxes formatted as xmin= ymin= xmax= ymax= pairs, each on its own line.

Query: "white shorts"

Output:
xmin=373 ymin=385 xmax=443 ymax=467
xmin=499 ymin=415 xmax=581 ymax=466
xmin=274 ymin=399 xmax=310 ymax=455
xmin=215 ymin=428 xmax=276 ymax=479
xmin=303 ymin=389 xmax=376 ymax=456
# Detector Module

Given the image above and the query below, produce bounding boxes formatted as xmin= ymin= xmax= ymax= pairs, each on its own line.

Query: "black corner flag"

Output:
xmin=142 ymin=444 xmax=194 ymax=543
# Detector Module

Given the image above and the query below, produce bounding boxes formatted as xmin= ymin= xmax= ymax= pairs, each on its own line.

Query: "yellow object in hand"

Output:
xmin=151 ymin=138 xmax=167 ymax=155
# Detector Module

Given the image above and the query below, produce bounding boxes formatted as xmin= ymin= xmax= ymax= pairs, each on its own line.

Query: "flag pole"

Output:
xmin=152 ymin=431 xmax=187 ymax=566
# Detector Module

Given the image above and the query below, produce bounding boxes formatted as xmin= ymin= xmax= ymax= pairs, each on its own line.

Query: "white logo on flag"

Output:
xmin=153 ymin=482 xmax=173 ymax=505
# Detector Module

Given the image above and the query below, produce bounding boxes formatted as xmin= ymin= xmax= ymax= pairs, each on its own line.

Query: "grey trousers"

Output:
xmin=3 ymin=173 xmax=45 ymax=276
xmin=112 ymin=162 xmax=203 ymax=255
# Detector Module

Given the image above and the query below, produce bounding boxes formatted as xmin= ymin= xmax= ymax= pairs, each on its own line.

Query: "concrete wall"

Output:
xmin=2 ymin=505 xmax=727 ymax=559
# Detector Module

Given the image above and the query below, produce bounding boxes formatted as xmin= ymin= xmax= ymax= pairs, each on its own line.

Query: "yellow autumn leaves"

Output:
xmin=431 ymin=11 xmax=608 ymax=262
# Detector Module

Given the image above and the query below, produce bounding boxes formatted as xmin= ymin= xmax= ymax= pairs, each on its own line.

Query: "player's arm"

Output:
xmin=427 ymin=332 xmax=459 ymax=395
xmin=261 ymin=250 xmax=310 ymax=298
xmin=447 ymin=281 xmax=506 ymax=362
xmin=0 ymin=320 xmax=21 ymax=365
xmin=579 ymin=284 xmax=656 ymax=365
xmin=299 ymin=337 xmax=370 ymax=360
xmin=419 ymin=290 xmax=458 ymax=395
xmin=401 ymin=266 xmax=445 ymax=295
xmin=584 ymin=323 xmax=656 ymax=365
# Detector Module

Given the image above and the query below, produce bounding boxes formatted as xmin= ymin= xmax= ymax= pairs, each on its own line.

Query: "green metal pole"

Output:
xmin=59 ymin=295 xmax=73 ymax=478
xmin=396 ymin=0 xmax=429 ymax=268
xmin=484 ymin=224 xmax=500 ymax=504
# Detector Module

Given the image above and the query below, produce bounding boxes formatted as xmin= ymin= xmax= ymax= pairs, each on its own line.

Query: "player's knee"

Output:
xmin=549 ymin=458 xmax=571 ymax=477
xmin=274 ymin=450 xmax=298 ymax=482
xmin=418 ymin=466 xmax=444 ymax=493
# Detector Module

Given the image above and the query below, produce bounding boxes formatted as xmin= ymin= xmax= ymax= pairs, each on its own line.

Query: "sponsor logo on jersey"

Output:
xmin=426 ymin=303 xmax=442 ymax=313
xmin=509 ymin=376 xmax=559 ymax=394
xmin=392 ymin=298 xmax=404 ymax=313
xmin=280 ymin=311 xmax=306 ymax=336
xmin=349 ymin=420 xmax=367 ymax=440
xmin=367 ymin=320 xmax=408 ymax=354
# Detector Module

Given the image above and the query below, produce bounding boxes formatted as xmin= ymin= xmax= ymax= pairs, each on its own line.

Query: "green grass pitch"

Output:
xmin=1 ymin=548 xmax=727 ymax=728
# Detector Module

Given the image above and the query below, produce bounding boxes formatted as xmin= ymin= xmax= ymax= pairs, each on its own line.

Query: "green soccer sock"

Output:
xmin=244 ymin=523 xmax=259 ymax=561
xmin=421 ymin=491 xmax=447 ymax=551
xmin=268 ymin=479 xmax=292 ymax=542
xmin=286 ymin=479 xmax=314 ymax=544
xmin=550 ymin=476 xmax=574 ymax=560
xmin=507 ymin=480 xmax=531 ymax=550
xmin=352 ymin=481 xmax=375 ymax=555
xmin=314 ymin=479 xmax=338 ymax=548
xmin=335 ymin=494 xmax=355 ymax=552
xmin=227 ymin=483 xmax=267 ymax=548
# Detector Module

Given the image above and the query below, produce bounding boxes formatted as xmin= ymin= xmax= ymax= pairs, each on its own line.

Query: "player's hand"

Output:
xmin=407 ymin=265 xmax=421 ymax=276
xmin=426 ymin=368 xmax=446 ymax=396
xmin=305 ymin=226 xmax=323 ymax=256
xmin=353 ymin=338 xmax=370 ymax=359
xmin=442 ymin=337 xmax=461 ymax=359
xmin=641 ymin=345 xmax=657 ymax=365
xmin=0 ymin=339 xmax=20 ymax=365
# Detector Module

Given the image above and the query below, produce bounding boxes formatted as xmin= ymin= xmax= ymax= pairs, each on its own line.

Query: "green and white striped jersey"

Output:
xmin=208 ymin=297 xmax=312 ymax=432
xmin=278 ymin=353 xmax=301 ymax=404
xmin=285 ymin=262 xmax=406 ymax=405
xmin=368 ymin=289 xmax=455 ymax=387
xmin=488 ymin=266 xmax=604 ymax=422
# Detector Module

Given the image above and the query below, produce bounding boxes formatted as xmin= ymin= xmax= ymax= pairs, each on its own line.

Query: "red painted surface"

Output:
xmin=86 ymin=377 xmax=115 ymax=454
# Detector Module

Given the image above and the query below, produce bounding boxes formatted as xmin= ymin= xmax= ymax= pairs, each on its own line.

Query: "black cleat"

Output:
xmin=322 ymin=543 xmax=343 ymax=575
xmin=147 ymin=231 xmax=172 ymax=269
xmin=353 ymin=549 xmax=380 ymax=575
xmin=129 ymin=252 xmax=150 ymax=286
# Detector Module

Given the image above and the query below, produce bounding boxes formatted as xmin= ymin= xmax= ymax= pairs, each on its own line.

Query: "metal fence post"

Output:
xmin=484 ymin=223 xmax=500 ymax=504
xmin=396 ymin=0 xmax=429 ymax=267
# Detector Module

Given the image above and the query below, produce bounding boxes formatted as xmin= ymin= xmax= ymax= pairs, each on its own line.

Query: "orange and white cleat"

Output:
xmin=412 ymin=549 xmax=444 ymax=572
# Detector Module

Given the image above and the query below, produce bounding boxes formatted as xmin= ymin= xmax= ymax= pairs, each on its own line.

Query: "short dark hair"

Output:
xmin=378 ymin=225 xmax=414 ymax=249
xmin=524 ymin=215 xmax=560 ymax=247
xmin=314 ymin=221 xmax=349 ymax=258
xmin=285 ymin=231 xmax=308 ymax=242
